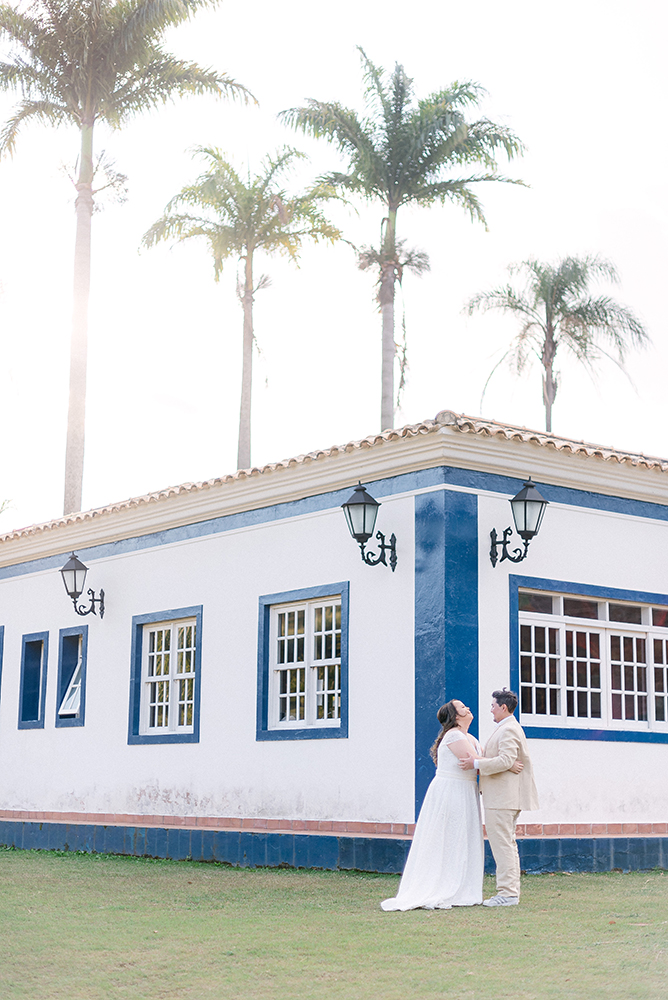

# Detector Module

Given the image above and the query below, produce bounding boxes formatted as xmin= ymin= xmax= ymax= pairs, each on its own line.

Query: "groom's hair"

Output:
xmin=492 ymin=688 xmax=518 ymax=714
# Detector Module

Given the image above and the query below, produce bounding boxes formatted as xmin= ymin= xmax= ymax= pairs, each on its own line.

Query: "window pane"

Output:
xmin=274 ymin=597 xmax=342 ymax=728
xmin=521 ymin=687 xmax=532 ymax=713
xmin=652 ymin=608 xmax=668 ymax=628
xmin=58 ymin=634 xmax=82 ymax=718
xmin=21 ymin=641 xmax=42 ymax=723
xmin=609 ymin=603 xmax=642 ymax=624
xmin=564 ymin=598 xmax=599 ymax=620
xmin=59 ymin=655 xmax=82 ymax=717
xmin=519 ymin=592 xmax=553 ymax=614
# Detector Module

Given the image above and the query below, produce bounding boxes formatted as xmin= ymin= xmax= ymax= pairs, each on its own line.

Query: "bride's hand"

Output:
xmin=509 ymin=760 xmax=524 ymax=774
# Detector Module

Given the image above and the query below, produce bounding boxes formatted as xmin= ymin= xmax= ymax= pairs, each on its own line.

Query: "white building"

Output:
xmin=1 ymin=410 xmax=666 ymax=871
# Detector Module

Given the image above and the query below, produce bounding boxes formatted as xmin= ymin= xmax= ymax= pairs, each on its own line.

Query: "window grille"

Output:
xmin=271 ymin=598 xmax=341 ymax=729
xmin=142 ymin=619 xmax=197 ymax=734
xmin=519 ymin=590 xmax=668 ymax=732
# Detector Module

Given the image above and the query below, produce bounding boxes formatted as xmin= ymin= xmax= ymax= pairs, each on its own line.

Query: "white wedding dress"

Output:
xmin=381 ymin=730 xmax=484 ymax=910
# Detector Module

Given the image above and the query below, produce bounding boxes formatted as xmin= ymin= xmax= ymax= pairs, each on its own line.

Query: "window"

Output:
xmin=257 ymin=583 xmax=349 ymax=741
xmin=19 ymin=632 xmax=48 ymax=729
xmin=518 ymin=589 xmax=668 ymax=734
xmin=127 ymin=607 xmax=202 ymax=745
xmin=56 ymin=626 xmax=88 ymax=728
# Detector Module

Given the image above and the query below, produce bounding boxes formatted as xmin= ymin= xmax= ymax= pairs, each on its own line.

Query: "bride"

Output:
xmin=381 ymin=699 xmax=521 ymax=911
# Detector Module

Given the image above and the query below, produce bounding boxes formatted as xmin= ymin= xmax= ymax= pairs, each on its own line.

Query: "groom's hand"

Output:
xmin=458 ymin=754 xmax=476 ymax=770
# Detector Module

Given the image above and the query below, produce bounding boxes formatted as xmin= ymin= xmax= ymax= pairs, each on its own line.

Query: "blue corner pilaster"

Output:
xmin=443 ymin=491 xmax=479 ymax=733
xmin=414 ymin=492 xmax=446 ymax=819
xmin=414 ymin=490 xmax=479 ymax=820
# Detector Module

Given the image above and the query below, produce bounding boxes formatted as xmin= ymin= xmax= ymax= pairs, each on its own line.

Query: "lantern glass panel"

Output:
xmin=510 ymin=482 xmax=548 ymax=539
xmin=342 ymin=486 xmax=380 ymax=542
xmin=60 ymin=556 xmax=88 ymax=599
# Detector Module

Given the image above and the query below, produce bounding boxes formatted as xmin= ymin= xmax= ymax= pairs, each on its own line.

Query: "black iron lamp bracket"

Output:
xmin=72 ymin=588 xmax=105 ymax=619
xmin=359 ymin=531 xmax=398 ymax=572
xmin=489 ymin=528 xmax=529 ymax=568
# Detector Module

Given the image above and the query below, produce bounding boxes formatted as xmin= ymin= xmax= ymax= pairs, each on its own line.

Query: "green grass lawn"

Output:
xmin=0 ymin=848 xmax=666 ymax=1000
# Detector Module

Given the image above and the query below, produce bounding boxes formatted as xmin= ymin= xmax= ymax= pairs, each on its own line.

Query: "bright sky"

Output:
xmin=1 ymin=0 xmax=667 ymax=532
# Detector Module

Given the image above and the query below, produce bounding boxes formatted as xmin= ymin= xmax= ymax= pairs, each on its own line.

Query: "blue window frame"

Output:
xmin=19 ymin=631 xmax=49 ymax=729
xmin=510 ymin=575 xmax=668 ymax=744
xmin=256 ymin=583 xmax=349 ymax=741
xmin=55 ymin=625 xmax=88 ymax=728
xmin=128 ymin=606 xmax=202 ymax=745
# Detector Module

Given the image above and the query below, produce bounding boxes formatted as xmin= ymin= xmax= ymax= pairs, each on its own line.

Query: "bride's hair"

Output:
xmin=429 ymin=701 xmax=460 ymax=765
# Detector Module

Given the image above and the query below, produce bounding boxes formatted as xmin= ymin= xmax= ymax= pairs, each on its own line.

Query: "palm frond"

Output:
xmin=0 ymin=97 xmax=72 ymax=155
xmin=470 ymin=254 xmax=650 ymax=429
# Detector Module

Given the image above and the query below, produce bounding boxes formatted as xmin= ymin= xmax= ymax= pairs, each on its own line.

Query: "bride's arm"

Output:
xmin=445 ymin=736 xmax=472 ymax=760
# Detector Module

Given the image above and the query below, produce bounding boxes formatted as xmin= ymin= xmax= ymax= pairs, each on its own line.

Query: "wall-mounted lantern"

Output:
xmin=341 ymin=483 xmax=397 ymax=571
xmin=490 ymin=478 xmax=549 ymax=567
xmin=60 ymin=552 xmax=105 ymax=618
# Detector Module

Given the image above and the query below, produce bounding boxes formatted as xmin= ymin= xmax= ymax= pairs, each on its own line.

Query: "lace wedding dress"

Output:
xmin=381 ymin=730 xmax=484 ymax=910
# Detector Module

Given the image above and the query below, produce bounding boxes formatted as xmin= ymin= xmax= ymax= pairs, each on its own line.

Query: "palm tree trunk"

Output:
xmin=542 ymin=325 xmax=557 ymax=433
xmin=237 ymin=252 xmax=253 ymax=469
xmin=379 ymin=207 xmax=397 ymax=431
xmin=63 ymin=122 xmax=94 ymax=515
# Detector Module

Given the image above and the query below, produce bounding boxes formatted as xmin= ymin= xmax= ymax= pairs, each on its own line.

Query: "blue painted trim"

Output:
xmin=414 ymin=492 xmax=479 ymax=821
xmin=511 ymin=574 xmax=668 ymax=608
xmin=256 ymin=583 xmax=349 ymax=741
xmin=444 ymin=492 xmax=479 ymax=733
xmin=18 ymin=631 xmax=49 ymax=730
xmin=0 ymin=820 xmax=665 ymax=874
xmin=510 ymin=574 xmax=668 ymax=744
xmin=4 ymin=464 xmax=668 ymax=583
xmin=414 ymin=492 xmax=446 ymax=819
xmin=55 ymin=625 xmax=88 ymax=729
xmin=523 ymin=726 xmax=668 ymax=744
xmin=0 ymin=819 xmax=411 ymax=873
xmin=127 ymin=606 xmax=203 ymax=745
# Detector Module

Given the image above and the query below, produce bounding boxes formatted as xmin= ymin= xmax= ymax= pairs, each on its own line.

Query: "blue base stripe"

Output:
xmin=0 ymin=821 xmax=666 ymax=874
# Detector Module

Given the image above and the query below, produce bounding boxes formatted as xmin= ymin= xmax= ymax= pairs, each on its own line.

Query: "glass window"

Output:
xmin=271 ymin=598 xmax=342 ymax=728
xmin=519 ymin=592 xmax=553 ymax=614
xmin=19 ymin=632 xmax=48 ymax=729
xmin=142 ymin=619 xmax=197 ymax=735
xmin=652 ymin=608 xmax=668 ymax=628
xmin=56 ymin=628 xmax=88 ymax=727
xmin=609 ymin=603 xmax=642 ymax=625
xmin=563 ymin=598 xmax=599 ymax=620
xmin=519 ymin=589 xmax=668 ymax=733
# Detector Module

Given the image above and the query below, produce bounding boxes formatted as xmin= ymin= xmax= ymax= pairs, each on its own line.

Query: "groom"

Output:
xmin=459 ymin=688 xmax=538 ymax=907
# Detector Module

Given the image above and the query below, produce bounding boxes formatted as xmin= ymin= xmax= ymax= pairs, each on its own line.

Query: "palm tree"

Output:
xmin=141 ymin=146 xmax=341 ymax=470
xmin=467 ymin=255 xmax=649 ymax=432
xmin=281 ymin=47 xmax=524 ymax=432
xmin=0 ymin=0 xmax=249 ymax=515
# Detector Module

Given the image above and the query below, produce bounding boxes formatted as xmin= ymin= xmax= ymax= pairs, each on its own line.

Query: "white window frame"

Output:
xmin=58 ymin=639 xmax=83 ymax=717
xmin=519 ymin=590 xmax=668 ymax=734
xmin=268 ymin=596 xmax=342 ymax=731
xmin=139 ymin=617 xmax=198 ymax=736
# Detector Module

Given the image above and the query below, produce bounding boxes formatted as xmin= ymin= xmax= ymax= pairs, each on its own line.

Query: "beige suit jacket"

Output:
xmin=477 ymin=716 xmax=539 ymax=811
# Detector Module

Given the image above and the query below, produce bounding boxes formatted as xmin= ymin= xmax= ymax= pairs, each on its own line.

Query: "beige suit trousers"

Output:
xmin=484 ymin=809 xmax=521 ymax=898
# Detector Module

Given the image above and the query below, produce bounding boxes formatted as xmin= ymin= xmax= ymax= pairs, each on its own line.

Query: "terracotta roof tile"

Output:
xmin=2 ymin=410 xmax=667 ymax=542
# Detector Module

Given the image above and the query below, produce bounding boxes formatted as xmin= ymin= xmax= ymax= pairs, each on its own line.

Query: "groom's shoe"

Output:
xmin=483 ymin=894 xmax=519 ymax=907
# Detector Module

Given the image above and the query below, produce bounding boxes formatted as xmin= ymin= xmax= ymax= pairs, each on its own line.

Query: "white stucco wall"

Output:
xmin=2 ymin=467 xmax=668 ymax=830
xmin=478 ymin=490 xmax=668 ymax=824
xmin=0 ymin=493 xmax=415 ymax=823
